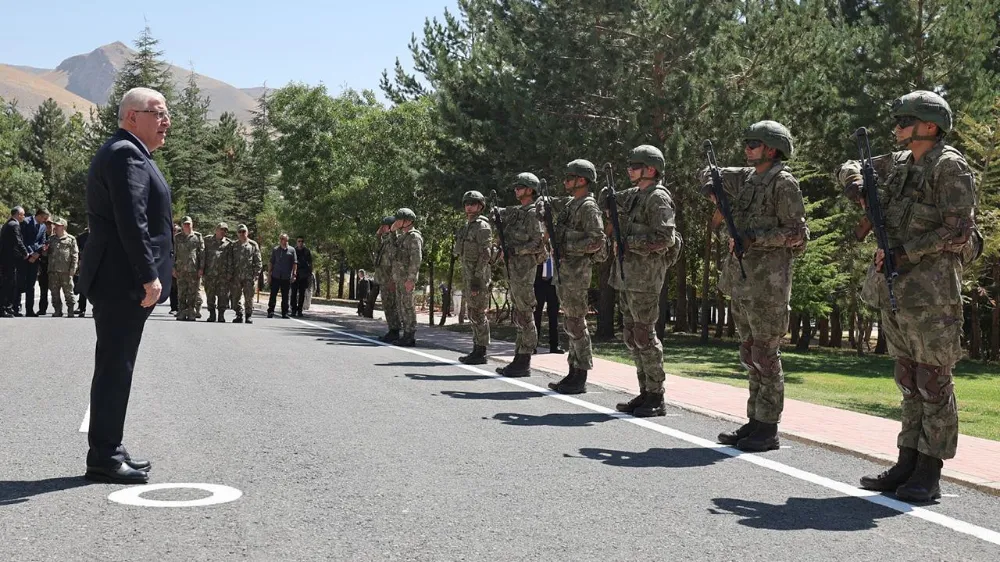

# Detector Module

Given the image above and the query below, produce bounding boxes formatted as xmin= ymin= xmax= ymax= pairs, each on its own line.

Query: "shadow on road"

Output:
xmin=567 ymin=447 xmax=726 ymax=468
xmin=709 ymin=496 xmax=901 ymax=531
xmin=441 ymin=390 xmax=543 ymax=401
xmin=0 ymin=476 xmax=94 ymax=506
xmin=377 ymin=361 xmax=452 ymax=368
xmin=492 ymin=412 xmax=611 ymax=427
xmin=406 ymin=373 xmax=494 ymax=382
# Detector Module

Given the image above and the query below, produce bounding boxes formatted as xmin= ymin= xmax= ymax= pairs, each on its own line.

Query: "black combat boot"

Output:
xmin=396 ymin=332 xmax=416 ymax=347
xmin=718 ymin=419 xmax=759 ymax=446
xmin=895 ymin=453 xmax=943 ymax=502
xmin=459 ymin=345 xmax=488 ymax=365
xmin=232 ymin=315 xmax=244 ymax=324
xmin=496 ymin=354 xmax=531 ymax=377
xmin=245 ymin=314 xmax=253 ymax=324
xmin=550 ymin=368 xmax=588 ymax=395
xmin=379 ymin=329 xmax=400 ymax=343
xmin=632 ymin=392 xmax=666 ymax=418
xmin=207 ymin=311 xmax=217 ymax=323
xmin=218 ymin=310 xmax=226 ymax=323
xmin=736 ymin=422 xmax=780 ymax=452
xmin=860 ymin=447 xmax=918 ymax=492
xmin=616 ymin=392 xmax=648 ymax=414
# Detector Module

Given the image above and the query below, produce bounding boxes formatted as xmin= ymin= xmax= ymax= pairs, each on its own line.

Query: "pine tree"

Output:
xmin=243 ymin=90 xmax=278 ymax=233
xmin=0 ymin=98 xmax=45 ymax=210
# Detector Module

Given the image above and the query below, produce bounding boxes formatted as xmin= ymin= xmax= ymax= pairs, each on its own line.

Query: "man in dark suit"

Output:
xmin=18 ymin=208 xmax=49 ymax=316
xmin=0 ymin=207 xmax=29 ymax=317
xmin=78 ymin=87 xmax=174 ymax=484
xmin=534 ymin=257 xmax=563 ymax=354
xmin=74 ymin=225 xmax=89 ymax=317
xmin=291 ymin=236 xmax=312 ymax=317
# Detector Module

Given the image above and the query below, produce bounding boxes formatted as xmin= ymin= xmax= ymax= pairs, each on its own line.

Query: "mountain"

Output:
xmin=0 ymin=64 xmax=95 ymax=116
xmin=1 ymin=42 xmax=264 ymax=122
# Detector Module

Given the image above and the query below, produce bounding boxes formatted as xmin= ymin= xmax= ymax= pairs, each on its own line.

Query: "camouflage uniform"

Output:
xmin=174 ymin=220 xmax=205 ymax=321
xmin=495 ymin=173 xmax=548 ymax=377
xmin=610 ymin=146 xmax=681 ymax=417
xmin=839 ymin=91 xmax=981 ymax=502
xmin=46 ymin=221 xmax=78 ymax=316
xmin=455 ymin=191 xmax=493 ymax=363
xmin=375 ymin=218 xmax=401 ymax=341
xmin=700 ymin=120 xmax=808 ymax=452
xmin=548 ymin=160 xmax=606 ymax=394
xmin=391 ymin=208 xmax=423 ymax=345
xmin=204 ymin=225 xmax=232 ymax=321
xmin=228 ymin=226 xmax=262 ymax=322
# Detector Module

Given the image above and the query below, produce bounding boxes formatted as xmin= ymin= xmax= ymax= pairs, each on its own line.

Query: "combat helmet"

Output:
xmin=511 ymin=172 xmax=541 ymax=192
xmin=743 ymin=120 xmax=794 ymax=160
xmin=462 ymin=190 xmax=486 ymax=206
xmin=381 ymin=216 xmax=396 ymax=226
xmin=395 ymin=208 xmax=417 ymax=222
xmin=565 ymin=159 xmax=598 ymax=183
xmin=891 ymin=90 xmax=952 ymax=140
xmin=627 ymin=145 xmax=665 ymax=174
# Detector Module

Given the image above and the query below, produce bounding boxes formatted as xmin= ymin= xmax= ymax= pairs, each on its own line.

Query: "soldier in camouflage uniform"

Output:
xmin=228 ymin=224 xmax=262 ymax=324
xmin=839 ymin=91 xmax=981 ymax=503
xmin=546 ymin=160 xmax=606 ymax=394
xmin=390 ymin=208 xmax=423 ymax=347
xmin=609 ymin=146 xmax=681 ymax=417
xmin=375 ymin=216 xmax=401 ymax=342
xmin=203 ymin=222 xmax=232 ymax=323
xmin=173 ymin=216 xmax=204 ymax=321
xmin=495 ymin=173 xmax=548 ymax=377
xmin=699 ymin=121 xmax=808 ymax=452
xmin=455 ymin=191 xmax=494 ymax=365
xmin=46 ymin=217 xmax=78 ymax=317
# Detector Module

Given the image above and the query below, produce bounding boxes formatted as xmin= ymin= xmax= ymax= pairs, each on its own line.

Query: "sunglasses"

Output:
xmin=894 ymin=115 xmax=919 ymax=129
xmin=627 ymin=163 xmax=645 ymax=170
xmin=564 ymin=174 xmax=582 ymax=181
xmin=744 ymin=140 xmax=764 ymax=150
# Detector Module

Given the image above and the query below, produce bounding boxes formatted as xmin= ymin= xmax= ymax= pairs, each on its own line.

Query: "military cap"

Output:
xmin=182 ymin=216 xmax=193 ymax=224
xmin=463 ymin=190 xmax=487 ymax=205
xmin=52 ymin=216 xmax=67 ymax=226
xmin=395 ymin=208 xmax=417 ymax=222
xmin=217 ymin=221 xmax=229 ymax=231
xmin=236 ymin=223 xmax=248 ymax=232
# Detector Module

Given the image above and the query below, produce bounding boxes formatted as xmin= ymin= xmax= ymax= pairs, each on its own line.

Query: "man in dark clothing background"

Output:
xmin=74 ymin=226 xmax=90 ymax=316
xmin=1 ymin=207 xmax=29 ymax=317
xmin=291 ymin=236 xmax=312 ymax=317
xmin=19 ymin=208 xmax=50 ymax=316
xmin=357 ymin=269 xmax=371 ymax=316
xmin=268 ymin=233 xmax=297 ymax=318
xmin=534 ymin=257 xmax=563 ymax=354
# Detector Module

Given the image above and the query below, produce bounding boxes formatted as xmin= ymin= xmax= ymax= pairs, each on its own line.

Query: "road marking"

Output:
xmin=294 ymin=317 xmax=1000 ymax=547
xmin=79 ymin=405 xmax=90 ymax=433
xmin=108 ymin=483 xmax=242 ymax=507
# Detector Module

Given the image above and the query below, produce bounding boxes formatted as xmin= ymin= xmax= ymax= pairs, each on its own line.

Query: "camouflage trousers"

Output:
xmin=230 ymin=279 xmax=255 ymax=318
xmin=204 ymin=277 xmax=230 ymax=313
xmin=732 ymin=297 xmax=788 ymax=424
xmin=464 ymin=281 xmax=490 ymax=347
xmin=509 ymin=279 xmax=538 ymax=355
xmin=883 ymin=304 xmax=962 ymax=460
xmin=383 ymin=282 xmax=400 ymax=331
xmin=618 ymin=290 xmax=664 ymax=394
xmin=48 ymin=271 xmax=75 ymax=314
xmin=556 ymin=283 xmax=592 ymax=370
xmin=396 ymin=286 xmax=416 ymax=333
xmin=176 ymin=272 xmax=201 ymax=319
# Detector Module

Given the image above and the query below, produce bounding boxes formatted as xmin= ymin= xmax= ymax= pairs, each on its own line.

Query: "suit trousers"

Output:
xmin=268 ymin=277 xmax=291 ymax=315
xmin=37 ymin=262 xmax=49 ymax=313
xmin=87 ymin=297 xmax=153 ymax=464
xmin=18 ymin=260 xmax=38 ymax=313
xmin=534 ymin=278 xmax=560 ymax=350
xmin=292 ymin=274 xmax=311 ymax=313
xmin=0 ymin=262 xmax=18 ymax=312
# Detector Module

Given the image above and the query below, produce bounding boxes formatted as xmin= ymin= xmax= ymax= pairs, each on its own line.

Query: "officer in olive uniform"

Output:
xmin=375 ymin=216 xmax=401 ymax=342
xmin=700 ymin=121 xmax=808 ymax=452
xmin=390 ymin=208 xmax=423 ymax=347
xmin=839 ymin=91 xmax=981 ymax=502
xmin=455 ymin=191 xmax=494 ymax=364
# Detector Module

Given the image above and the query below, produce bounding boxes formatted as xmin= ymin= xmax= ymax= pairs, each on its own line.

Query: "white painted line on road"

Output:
xmin=79 ymin=405 xmax=90 ymax=433
xmin=294 ymin=318 xmax=1000 ymax=547
xmin=108 ymin=483 xmax=242 ymax=507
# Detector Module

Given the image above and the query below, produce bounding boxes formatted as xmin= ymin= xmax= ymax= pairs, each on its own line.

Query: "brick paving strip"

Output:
xmin=270 ymin=298 xmax=1000 ymax=496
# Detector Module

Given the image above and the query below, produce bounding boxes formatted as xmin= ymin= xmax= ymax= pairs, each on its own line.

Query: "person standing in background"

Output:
xmin=291 ymin=236 xmax=313 ymax=317
xmin=19 ymin=208 xmax=49 ymax=316
xmin=267 ymin=233 xmax=297 ymax=319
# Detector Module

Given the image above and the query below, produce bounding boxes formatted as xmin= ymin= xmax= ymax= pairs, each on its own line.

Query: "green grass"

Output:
xmin=593 ymin=337 xmax=1000 ymax=442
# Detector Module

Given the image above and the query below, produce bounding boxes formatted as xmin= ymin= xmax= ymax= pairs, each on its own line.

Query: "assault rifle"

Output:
xmin=703 ymin=139 xmax=747 ymax=279
xmin=489 ymin=189 xmax=513 ymax=280
xmin=539 ymin=179 xmax=561 ymax=283
xmin=601 ymin=163 xmax=627 ymax=281
xmin=852 ymin=127 xmax=898 ymax=313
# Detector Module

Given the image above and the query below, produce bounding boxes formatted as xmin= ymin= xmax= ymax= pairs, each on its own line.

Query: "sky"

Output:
xmin=1 ymin=0 xmax=459 ymax=97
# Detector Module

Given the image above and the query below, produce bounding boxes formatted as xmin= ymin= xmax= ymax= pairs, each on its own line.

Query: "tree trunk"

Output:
xmin=818 ymin=315 xmax=830 ymax=347
xmin=795 ymin=313 xmax=812 ymax=351
xmin=596 ymin=258 xmax=616 ymax=340
xmin=348 ymin=269 xmax=356 ymax=300
xmin=992 ymin=258 xmax=1000 ymax=361
xmin=969 ymin=288 xmax=981 ymax=360
xmin=688 ymin=285 xmax=698 ymax=333
xmin=699 ymin=216 xmax=712 ymax=344
xmin=656 ymin=269 xmax=670 ymax=340
xmin=325 ymin=264 xmax=332 ymax=299
xmin=715 ymin=290 xmax=725 ymax=338
xmin=337 ymin=257 xmax=345 ymax=299
xmin=428 ymin=245 xmax=435 ymax=326
xmin=830 ymin=302 xmax=843 ymax=348
xmin=674 ymin=203 xmax=688 ymax=333
xmin=459 ymin=296 xmax=466 ymax=324
xmin=874 ymin=320 xmax=888 ymax=354
xmin=789 ymin=312 xmax=801 ymax=345
xmin=726 ymin=300 xmax=735 ymax=338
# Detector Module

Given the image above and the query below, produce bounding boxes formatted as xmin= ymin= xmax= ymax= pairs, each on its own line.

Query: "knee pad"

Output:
xmin=915 ymin=363 xmax=954 ymax=403
xmin=623 ymin=321 xmax=636 ymax=351
xmin=751 ymin=339 xmax=781 ymax=376
xmin=740 ymin=339 xmax=755 ymax=371
xmin=894 ymin=357 xmax=918 ymax=399
xmin=632 ymin=323 xmax=656 ymax=350
xmin=565 ymin=316 xmax=587 ymax=340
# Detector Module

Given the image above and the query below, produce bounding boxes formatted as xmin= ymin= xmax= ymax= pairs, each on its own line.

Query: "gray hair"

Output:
xmin=10 ymin=206 xmax=24 ymax=217
xmin=279 ymin=233 xmax=289 ymax=240
xmin=118 ymin=87 xmax=167 ymax=125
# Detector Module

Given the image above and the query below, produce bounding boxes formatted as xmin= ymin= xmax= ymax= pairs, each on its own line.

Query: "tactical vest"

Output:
xmin=622 ymin=184 xmax=683 ymax=267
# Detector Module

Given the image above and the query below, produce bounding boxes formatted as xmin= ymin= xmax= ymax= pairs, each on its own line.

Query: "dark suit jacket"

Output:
xmin=79 ymin=129 xmax=174 ymax=303
xmin=0 ymin=218 xmax=29 ymax=262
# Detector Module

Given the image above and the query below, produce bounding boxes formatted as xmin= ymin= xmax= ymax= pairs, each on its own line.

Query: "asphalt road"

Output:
xmin=2 ymin=304 xmax=1000 ymax=561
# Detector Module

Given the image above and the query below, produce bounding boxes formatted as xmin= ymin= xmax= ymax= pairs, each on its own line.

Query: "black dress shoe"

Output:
xmin=85 ymin=463 xmax=150 ymax=484
xmin=124 ymin=457 xmax=152 ymax=472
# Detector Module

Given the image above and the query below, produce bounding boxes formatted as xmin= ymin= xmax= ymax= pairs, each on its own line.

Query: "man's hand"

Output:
xmin=141 ymin=278 xmax=162 ymax=308
xmin=404 ymin=279 xmax=415 ymax=292
xmin=874 ymin=247 xmax=907 ymax=272
xmin=27 ymin=253 xmax=38 ymax=263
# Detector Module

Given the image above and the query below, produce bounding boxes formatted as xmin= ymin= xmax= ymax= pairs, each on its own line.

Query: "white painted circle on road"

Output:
xmin=108 ymin=483 xmax=242 ymax=507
